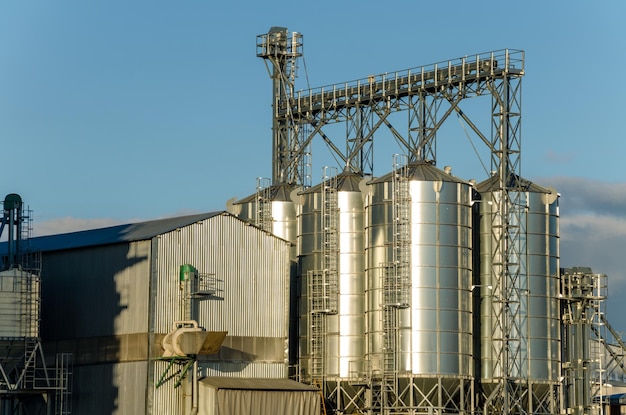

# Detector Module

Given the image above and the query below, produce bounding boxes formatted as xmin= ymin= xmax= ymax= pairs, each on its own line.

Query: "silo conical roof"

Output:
xmin=301 ymin=171 xmax=366 ymax=194
xmin=234 ymin=183 xmax=299 ymax=204
xmin=476 ymin=172 xmax=550 ymax=193
xmin=369 ymin=161 xmax=467 ymax=184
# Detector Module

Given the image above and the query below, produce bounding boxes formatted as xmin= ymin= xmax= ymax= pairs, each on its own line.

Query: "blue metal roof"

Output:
xmin=6 ymin=211 xmax=226 ymax=253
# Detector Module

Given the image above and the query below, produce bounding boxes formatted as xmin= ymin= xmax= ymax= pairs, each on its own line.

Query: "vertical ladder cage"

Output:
xmin=308 ymin=166 xmax=339 ymax=393
xmin=379 ymin=155 xmax=411 ymax=412
xmin=321 ymin=166 xmax=339 ymax=315
xmin=256 ymin=177 xmax=273 ymax=233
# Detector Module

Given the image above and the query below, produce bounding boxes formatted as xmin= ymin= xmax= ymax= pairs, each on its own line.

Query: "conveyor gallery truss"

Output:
xmin=258 ymin=27 xmax=532 ymax=414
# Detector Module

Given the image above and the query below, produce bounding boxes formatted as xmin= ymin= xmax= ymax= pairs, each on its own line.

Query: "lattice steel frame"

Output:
xmin=482 ymin=58 xmax=532 ymax=415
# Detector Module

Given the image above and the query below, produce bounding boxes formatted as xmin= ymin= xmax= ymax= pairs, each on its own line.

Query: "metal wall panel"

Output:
xmin=152 ymin=213 xmax=291 ymax=337
xmin=201 ymin=362 xmax=287 ymax=378
xmin=71 ymin=362 xmax=148 ymax=415
xmin=41 ymin=241 xmax=152 ymax=339
xmin=151 ymin=360 xmax=185 ymax=415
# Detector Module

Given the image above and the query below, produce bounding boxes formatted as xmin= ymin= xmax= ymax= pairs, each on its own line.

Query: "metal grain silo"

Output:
xmin=476 ymin=174 xmax=560 ymax=410
xmin=0 ymin=268 xmax=40 ymax=339
xmin=296 ymin=169 xmax=367 ymax=412
xmin=365 ymin=161 xmax=473 ymax=412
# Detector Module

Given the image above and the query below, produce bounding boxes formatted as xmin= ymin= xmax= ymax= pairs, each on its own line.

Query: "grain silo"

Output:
xmin=365 ymin=161 xmax=473 ymax=413
xmin=296 ymin=168 xmax=367 ymax=412
xmin=476 ymin=174 xmax=560 ymax=413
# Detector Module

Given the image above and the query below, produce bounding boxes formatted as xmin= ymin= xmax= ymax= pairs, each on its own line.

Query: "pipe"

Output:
xmin=190 ymin=359 xmax=199 ymax=415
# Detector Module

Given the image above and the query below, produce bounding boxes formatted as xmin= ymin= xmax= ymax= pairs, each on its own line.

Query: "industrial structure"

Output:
xmin=2 ymin=28 xmax=626 ymax=415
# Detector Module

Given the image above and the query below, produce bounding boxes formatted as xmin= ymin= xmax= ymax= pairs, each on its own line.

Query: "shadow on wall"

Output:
xmin=40 ymin=242 xmax=148 ymax=415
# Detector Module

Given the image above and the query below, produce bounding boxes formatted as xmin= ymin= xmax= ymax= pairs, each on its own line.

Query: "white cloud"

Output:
xmin=561 ymin=214 xmax=626 ymax=241
xmin=540 ymin=176 xmax=626 ymax=216
xmin=543 ymin=150 xmax=576 ymax=164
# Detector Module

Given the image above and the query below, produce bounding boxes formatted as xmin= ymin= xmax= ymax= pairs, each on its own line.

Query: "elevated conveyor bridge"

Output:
xmin=282 ymin=49 xmax=523 ymax=118
xmin=272 ymin=48 xmax=524 ymax=183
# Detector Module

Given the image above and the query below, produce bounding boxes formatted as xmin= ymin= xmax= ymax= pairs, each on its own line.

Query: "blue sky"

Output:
xmin=2 ymin=2 xmax=626 ymax=329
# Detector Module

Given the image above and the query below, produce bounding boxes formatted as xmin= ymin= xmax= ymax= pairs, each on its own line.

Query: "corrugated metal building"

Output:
xmin=30 ymin=211 xmax=293 ymax=415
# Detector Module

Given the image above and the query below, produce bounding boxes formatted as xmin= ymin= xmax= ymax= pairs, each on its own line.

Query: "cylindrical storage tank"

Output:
xmin=0 ymin=268 xmax=40 ymax=338
xmin=297 ymin=171 xmax=366 ymax=381
xmin=476 ymin=175 xmax=560 ymax=390
xmin=365 ymin=161 xmax=473 ymax=379
xmin=229 ymin=183 xmax=299 ymax=260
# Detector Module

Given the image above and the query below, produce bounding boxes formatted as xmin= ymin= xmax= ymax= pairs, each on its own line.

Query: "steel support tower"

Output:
xmin=481 ymin=53 xmax=530 ymax=415
xmin=256 ymin=27 xmax=304 ymax=185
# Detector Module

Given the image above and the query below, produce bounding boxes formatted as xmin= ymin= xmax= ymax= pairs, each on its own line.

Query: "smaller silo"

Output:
xmin=0 ymin=268 xmax=40 ymax=339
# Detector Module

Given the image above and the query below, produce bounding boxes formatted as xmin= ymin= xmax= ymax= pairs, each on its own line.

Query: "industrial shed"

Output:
xmin=30 ymin=211 xmax=293 ymax=415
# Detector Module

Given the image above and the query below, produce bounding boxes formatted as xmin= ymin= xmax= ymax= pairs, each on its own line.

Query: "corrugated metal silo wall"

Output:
xmin=150 ymin=213 xmax=292 ymax=413
xmin=41 ymin=240 xmax=153 ymax=415
xmin=366 ymin=172 xmax=473 ymax=377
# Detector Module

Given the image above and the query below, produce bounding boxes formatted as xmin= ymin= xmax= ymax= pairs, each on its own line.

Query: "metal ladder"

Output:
xmin=307 ymin=167 xmax=339 ymax=409
xmin=310 ymin=309 xmax=326 ymax=381
xmin=256 ymin=177 xmax=273 ymax=232
xmin=382 ymin=305 xmax=398 ymax=407
xmin=380 ymin=156 xmax=411 ymax=412
xmin=321 ymin=167 xmax=338 ymax=314
xmin=23 ymin=338 xmax=38 ymax=389
xmin=55 ymin=353 xmax=73 ymax=415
